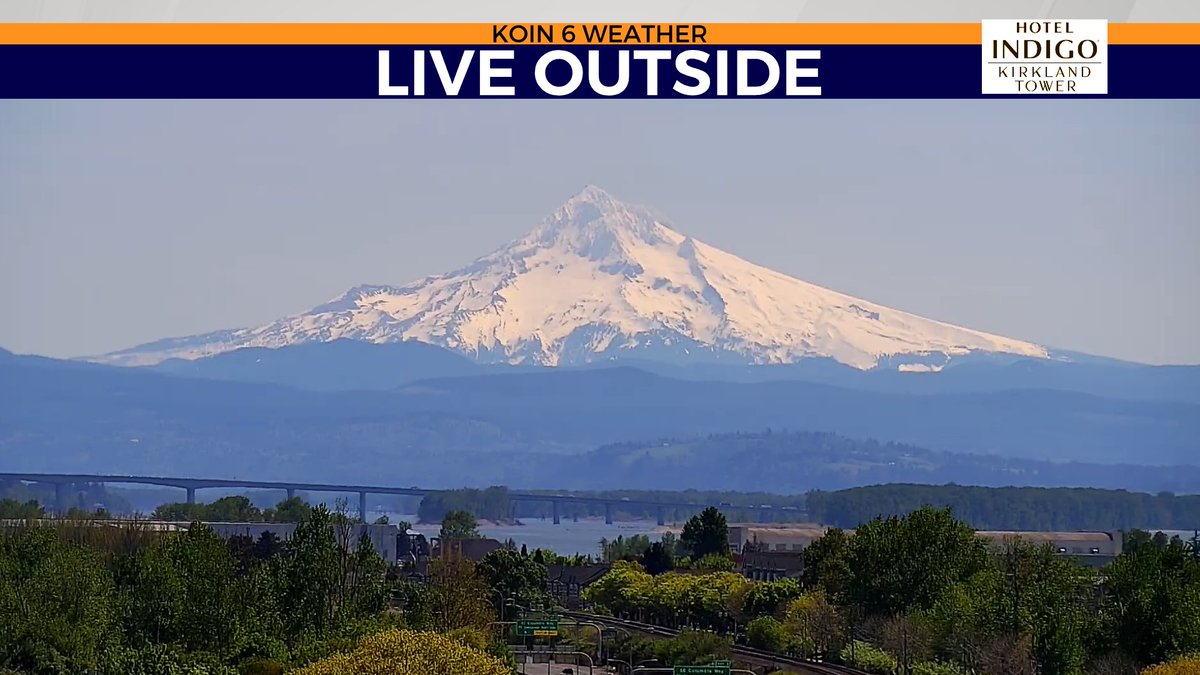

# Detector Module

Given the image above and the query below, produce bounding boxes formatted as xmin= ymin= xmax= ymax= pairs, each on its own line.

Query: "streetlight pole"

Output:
xmin=603 ymin=625 xmax=635 ymax=669
xmin=491 ymin=588 xmax=508 ymax=622
xmin=560 ymin=620 xmax=604 ymax=666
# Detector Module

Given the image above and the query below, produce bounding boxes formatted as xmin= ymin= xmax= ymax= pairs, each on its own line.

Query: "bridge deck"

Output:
xmin=0 ymin=471 xmax=774 ymax=512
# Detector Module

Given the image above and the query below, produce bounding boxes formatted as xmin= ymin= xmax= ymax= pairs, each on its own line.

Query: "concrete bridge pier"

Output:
xmin=286 ymin=488 xmax=296 ymax=500
xmin=186 ymin=487 xmax=196 ymax=504
xmin=55 ymin=482 xmax=69 ymax=515
xmin=359 ymin=491 xmax=368 ymax=522
xmin=758 ymin=508 xmax=771 ymax=523
xmin=552 ymin=500 xmax=560 ymax=525
xmin=656 ymin=506 xmax=666 ymax=527
xmin=604 ymin=502 xmax=613 ymax=525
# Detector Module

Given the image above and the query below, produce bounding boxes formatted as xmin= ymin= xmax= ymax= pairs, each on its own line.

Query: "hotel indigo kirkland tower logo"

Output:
xmin=982 ymin=19 xmax=1108 ymax=94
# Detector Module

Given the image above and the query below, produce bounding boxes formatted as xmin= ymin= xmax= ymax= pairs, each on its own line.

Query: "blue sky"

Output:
xmin=1 ymin=100 xmax=1196 ymax=364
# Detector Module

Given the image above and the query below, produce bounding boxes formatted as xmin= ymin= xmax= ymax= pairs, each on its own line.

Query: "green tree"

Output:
xmin=582 ymin=561 xmax=653 ymax=617
xmin=427 ymin=558 xmax=494 ymax=632
xmin=476 ymin=548 xmax=548 ymax=616
xmin=153 ymin=502 xmax=207 ymax=521
xmin=0 ymin=498 xmax=44 ymax=519
xmin=690 ymin=553 xmax=735 ymax=572
xmin=642 ymin=542 xmax=675 ymax=576
xmin=783 ymin=590 xmax=845 ymax=659
xmin=266 ymin=497 xmax=312 ymax=523
xmin=119 ymin=523 xmax=243 ymax=655
xmin=439 ymin=510 xmax=480 ymax=540
xmin=0 ymin=527 xmax=116 ymax=672
xmin=801 ymin=527 xmax=852 ymax=601
xmin=339 ymin=533 xmax=388 ymax=620
xmin=275 ymin=505 xmax=342 ymax=639
xmin=680 ymin=507 xmax=730 ymax=560
xmin=652 ymin=628 xmax=731 ymax=666
xmin=931 ymin=539 xmax=1095 ymax=675
xmin=746 ymin=616 xmax=787 ymax=651
xmin=1100 ymin=539 xmax=1200 ymax=666
xmin=600 ymin=534 xmax=652 ymax=562
xmin=846 ymin=507 xmax=988 ymax=616
xmin=742 ymin=578 xmax=804 ymax=618
xmin=394 ymin=581 xmax=435 ymax=631
xmin=206 ymin=496 xmax=262 ymax=522
xmin=841 ymin=640 xmax=899 ymax=675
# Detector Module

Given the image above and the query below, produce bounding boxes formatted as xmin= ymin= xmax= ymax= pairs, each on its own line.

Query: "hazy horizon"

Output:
xmin=2 ymin=100 xmax=1197 ymax=365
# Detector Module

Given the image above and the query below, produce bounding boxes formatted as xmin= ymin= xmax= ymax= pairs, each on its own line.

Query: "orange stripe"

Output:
xmin=0 ymin=22 xmax=1196 ymax=45
xmin=1111 ymin=22 xmax=1200 ymax=44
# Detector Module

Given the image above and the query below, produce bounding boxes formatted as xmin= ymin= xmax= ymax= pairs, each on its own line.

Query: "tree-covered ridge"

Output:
xmin=418 ymin=485 xmax=806 ymax=524
xmin=573 ymin=431 xmax=1200 ymax=494
xmin=807 ymin=483 xmax=1200 ymax=530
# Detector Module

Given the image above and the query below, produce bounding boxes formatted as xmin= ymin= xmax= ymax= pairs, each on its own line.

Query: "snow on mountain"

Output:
xmin=97 ymin=186 xmax=1049 ymax=369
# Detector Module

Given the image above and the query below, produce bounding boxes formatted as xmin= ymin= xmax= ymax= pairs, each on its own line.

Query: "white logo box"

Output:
xmin=982 ymin=19 xmax=1108 ymax=94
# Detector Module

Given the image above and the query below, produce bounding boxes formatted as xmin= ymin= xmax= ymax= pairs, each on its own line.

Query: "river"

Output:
xmin=382 ymin=513 xmax=668 ymax=556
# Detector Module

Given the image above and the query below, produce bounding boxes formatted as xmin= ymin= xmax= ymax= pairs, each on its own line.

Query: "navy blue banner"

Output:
xmin=0 ymin=44 xmax=1196 ymax=98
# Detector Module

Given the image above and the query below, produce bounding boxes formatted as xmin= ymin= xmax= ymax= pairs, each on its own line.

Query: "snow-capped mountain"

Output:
xmin=98 ymin=186 xmax=1049 ymax=369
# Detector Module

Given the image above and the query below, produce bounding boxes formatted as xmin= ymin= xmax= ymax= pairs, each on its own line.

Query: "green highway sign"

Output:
xmin=674 ymin=666 xmax=731 ymax=675
xmin=516 ymin=618 xmax=560 ymax=637
xmin=710 ymin=661 xmax=733 ymax=668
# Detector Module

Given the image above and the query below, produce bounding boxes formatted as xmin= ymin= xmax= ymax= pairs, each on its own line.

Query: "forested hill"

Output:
xmin=413 ymin=482 xmax=1200 ymax=532
xmin=807 ymin=484 xmax=1200 ymax=531
xmin=562 ymin=431 xmax=1200 ymax=494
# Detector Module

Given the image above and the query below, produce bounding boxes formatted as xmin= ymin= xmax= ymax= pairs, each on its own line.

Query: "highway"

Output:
xmin=556 ymin=610 xmax=870 ymax=675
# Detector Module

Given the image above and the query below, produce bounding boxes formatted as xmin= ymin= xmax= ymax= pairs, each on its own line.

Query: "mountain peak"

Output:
xmin=98 ymin=189 xmax=1051 ymax=369
xmin=566 ymin=184 xmax=621 ymax=208
xmin=529 ymin=186 xmax=676 ymax=255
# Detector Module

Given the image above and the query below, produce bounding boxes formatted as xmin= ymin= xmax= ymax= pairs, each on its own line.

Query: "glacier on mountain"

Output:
xmin=97 ymin=185 xmax=1049 ymax=369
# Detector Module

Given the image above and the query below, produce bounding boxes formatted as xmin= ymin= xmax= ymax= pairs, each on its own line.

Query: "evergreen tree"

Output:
xmin=680 ymin=507 xmax=730 ymax=560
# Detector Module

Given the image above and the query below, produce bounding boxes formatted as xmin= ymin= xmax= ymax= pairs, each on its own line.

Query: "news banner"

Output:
xmin=0 ymin=20 xmax=1196 ymax=98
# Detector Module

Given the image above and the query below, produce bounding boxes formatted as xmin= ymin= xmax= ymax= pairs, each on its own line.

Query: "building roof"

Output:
xmin=733 ymin=525 xmax=830 ymax=540
xmin=546 ymin=564 xmax=611 ymax=586
xmin=976 ymin=531 xmax=1114 ymax=543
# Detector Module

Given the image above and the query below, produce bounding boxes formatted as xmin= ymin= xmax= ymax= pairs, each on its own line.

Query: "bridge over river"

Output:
xmin=0 ymin=472 xmax=788 ymax=525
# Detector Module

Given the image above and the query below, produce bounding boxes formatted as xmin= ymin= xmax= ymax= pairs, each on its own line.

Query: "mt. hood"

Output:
xmin=100 ymin=186 xmax=1049 ymax=369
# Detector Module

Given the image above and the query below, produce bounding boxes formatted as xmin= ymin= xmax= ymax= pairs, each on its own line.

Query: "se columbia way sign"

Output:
xmin=516 ymin=618 xmax=559 ymax=637
xmin=674 ymin=666 xmax=731 ymax=675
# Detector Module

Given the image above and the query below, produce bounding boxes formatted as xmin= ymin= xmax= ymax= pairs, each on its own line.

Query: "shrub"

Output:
xmin=840 ymin=640 xmax=897 ymax=675
xmin=239 ymin=656 xmax=285 ymax=675
xmin=912 ymin=661 xmax=969 ymax=675
xmin=99 ymin=644 xmax=237 ymax=675
xmin=290 ymin=629 xmax=509 ymax=675
xmin=746 ymin=616 xmax=786 ymax=651
xmin=1142 ymin=656 xmax=1200 ymax=675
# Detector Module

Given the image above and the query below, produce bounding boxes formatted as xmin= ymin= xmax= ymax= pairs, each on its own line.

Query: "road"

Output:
xmin=556 ymin=609 xmax=870 ymax=675
xmin=513 ymin=653 xmax=604 ymax=675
